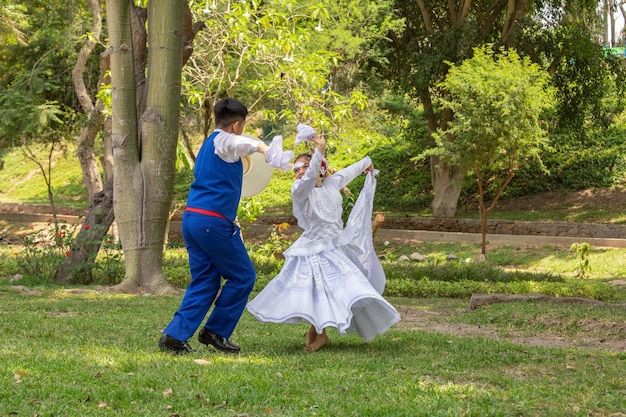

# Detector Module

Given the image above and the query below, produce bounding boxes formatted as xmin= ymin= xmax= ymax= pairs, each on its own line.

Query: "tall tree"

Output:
xmin=105 ymin=0 xmax=186 ymax=294
xmin=428 ymin=46 xmax=553 ymax=254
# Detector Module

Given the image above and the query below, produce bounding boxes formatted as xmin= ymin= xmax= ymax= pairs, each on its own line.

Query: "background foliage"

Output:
xmin=1 ymin=0 xmax=626 ymax=214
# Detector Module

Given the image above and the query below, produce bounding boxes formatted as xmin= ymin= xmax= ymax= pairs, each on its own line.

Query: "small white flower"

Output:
xmin=384 ymin=241 xmax=390 ymax=246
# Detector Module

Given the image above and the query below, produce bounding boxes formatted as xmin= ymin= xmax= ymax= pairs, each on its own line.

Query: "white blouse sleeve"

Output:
xmin=291 ymin=148 xmax=324 ymax=201
xmin=213 ymin=130 xmax=261 ymax=162
xmin=325 ymin=156 xmax=372 ymax=189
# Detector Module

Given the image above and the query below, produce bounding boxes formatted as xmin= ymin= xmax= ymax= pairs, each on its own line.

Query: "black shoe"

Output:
xmin=198 ymin=328 xmax=241 ymax=354
xmin=159 ymin=333 xmax=195 ymax=354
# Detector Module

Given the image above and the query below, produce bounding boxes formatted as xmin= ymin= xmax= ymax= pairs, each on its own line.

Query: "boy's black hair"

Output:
xmin=214 ymin=98 xmax=248 ymax=128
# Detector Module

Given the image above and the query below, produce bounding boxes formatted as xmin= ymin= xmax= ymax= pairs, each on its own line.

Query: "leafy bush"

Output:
xmin=90 ymin=236 xmax=124 ymax=285
xmin=163 ymin=251 xmax=191 ymax=288
xmin=245 ymin=250 xmax=617 ymax=301
xmin=0 ymin=247 xmax=20 ymax=278
xmin=464 ymin=127 xmax=626 ymax=201
xmin=369 ymin=142 xmax=432 ymax=212
xmin=172 ymin=168 xmax=194 ymax=203
xmin=3 ymin=238 xmax=618 ymax=301
xmin=247 ymin=223 xmax=297 ymax=260
xmin=14 ymin=222 xmax=78 ymax=280
xmin=11 ymin=221 xmax=124 ymax=285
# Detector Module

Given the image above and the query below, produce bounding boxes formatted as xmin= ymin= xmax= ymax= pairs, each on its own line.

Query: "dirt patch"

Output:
xmin=395 ymin=306 xmax=626 ymax=352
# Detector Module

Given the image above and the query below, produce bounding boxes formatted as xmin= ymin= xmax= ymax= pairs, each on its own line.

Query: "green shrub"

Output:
xmin=465 ymin=127 xmax=626 ymax=201
xmin=244 ymin=252 xmax=617 ymax=301
xmin=5 ymin=228 xmax=617 ymax=302
xmin=370 ymin=142 xmax=432 ymax=212
xmin=10 ymin=221 xmax=125 ymax=285
xmin=13 ymin=222 xmax=78 ymax=280
xmin=164 ymin=266 xmax=191 ymax=288
xmin=90 ymin=236 xmax=124 ymax=285
xmin=248 ymin=251 xmax=284 ymax=291
xmin=163 ymin=250 xmax=191 ymax=288
xmin=173 ymin=169 xmax=194 ymax=203
xmin=381 ymin=259 xmax=616 ymax=300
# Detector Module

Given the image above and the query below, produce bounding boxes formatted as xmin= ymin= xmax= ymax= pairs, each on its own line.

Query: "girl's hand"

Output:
xmin=257 ymin=142 xmax=269 ymax=157
xmin=364 ymin=162 xmax=375 ymax=173
xmin=310 ymin=134 xmax=326 ymax=154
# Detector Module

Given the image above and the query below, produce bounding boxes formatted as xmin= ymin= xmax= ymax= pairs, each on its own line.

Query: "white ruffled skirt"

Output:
xmin=246 ymin=173 xmax=400 ymax=342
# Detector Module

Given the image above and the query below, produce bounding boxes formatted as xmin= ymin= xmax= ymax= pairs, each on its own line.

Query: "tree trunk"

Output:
xmin=603 ymin=0 xmax=610 ymax=46
xmin=76 ymin=118 xmax=105 ymax=203
xmin=422 ymin=92 xmax=465 ymax=218
xmin=476 ymin=164 xmax=488 ymax=255
xmin=106 ymin=0 xmax=183 ymax=294
xmin=54 ymin=178 xmax=115 ymax=284
xmin=610 ymin=0 xmax=616 ymax=46
xmin=101 ymin=118 xmax=114 ymax=179
xmin=72 ymin=0 xmax=105 ymax=204
xmin=430 ymin=155 xmax=465 ymax=217
xmin=106 ymin=0 xmax=148 ymax=293
xmin=479 ymin=207 xmax=488 ymax=256
xmin=617 ymin=1 xmax=626 ymax=44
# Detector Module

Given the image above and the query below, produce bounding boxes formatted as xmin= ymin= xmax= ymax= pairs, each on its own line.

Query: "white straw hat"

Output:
xmin=241 ymin=135 xmax=273 ymax=198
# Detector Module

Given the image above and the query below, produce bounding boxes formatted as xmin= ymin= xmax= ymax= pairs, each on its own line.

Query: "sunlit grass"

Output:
xmin=0 ymin=145 xmax=90 ymax=207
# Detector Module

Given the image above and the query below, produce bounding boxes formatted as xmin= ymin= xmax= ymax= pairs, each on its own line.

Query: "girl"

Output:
xmin=247 ymin=131 xmax=400 ymax=351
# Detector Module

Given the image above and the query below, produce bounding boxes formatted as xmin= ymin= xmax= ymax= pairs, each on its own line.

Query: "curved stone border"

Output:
xmin=253 ymin=214 xmax=626 ymax=240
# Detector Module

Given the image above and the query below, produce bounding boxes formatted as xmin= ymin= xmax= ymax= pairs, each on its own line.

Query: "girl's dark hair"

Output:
xmin=294 ymin=153 xmax=312 ymax=162
xmin=214 ymin=98 xmax=248 ymax=127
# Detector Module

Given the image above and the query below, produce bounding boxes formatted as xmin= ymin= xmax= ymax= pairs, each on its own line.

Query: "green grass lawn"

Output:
xmin=0 ymin=285 xmax=624 ymax=417
xmin=1 ymin=236 xmax=625 ymax=416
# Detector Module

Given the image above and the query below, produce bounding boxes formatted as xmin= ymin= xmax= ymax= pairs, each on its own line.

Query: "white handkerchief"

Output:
xmin=295 ymin=124 xmax=317 ymax=146
xmin=266 ymin=135 xmax=294 ymax=171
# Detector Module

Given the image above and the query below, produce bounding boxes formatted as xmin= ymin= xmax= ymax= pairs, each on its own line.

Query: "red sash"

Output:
xmin=185 ymin=207 xmax=227 ymax=220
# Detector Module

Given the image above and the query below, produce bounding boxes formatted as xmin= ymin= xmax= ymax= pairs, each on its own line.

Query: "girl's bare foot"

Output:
xmin=305 ymin=330 xmax=328 ymax=351
xmin=305 ymin=325 xmax=317 ymax=348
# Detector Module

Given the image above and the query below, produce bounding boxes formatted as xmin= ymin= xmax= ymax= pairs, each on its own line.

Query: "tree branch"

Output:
xmin=448 ymin=0 xmax=459 ymax=25
xmin=417 ymin=0 xmax=434 ymax=33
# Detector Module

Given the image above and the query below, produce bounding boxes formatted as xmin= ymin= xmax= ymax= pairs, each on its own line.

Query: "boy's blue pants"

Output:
xmin=164 ymin=211 xmax=256 ymax=341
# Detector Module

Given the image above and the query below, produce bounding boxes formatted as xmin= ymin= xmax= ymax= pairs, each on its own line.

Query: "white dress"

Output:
xmin=247 ymin=149 xmax=400 ymax=342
